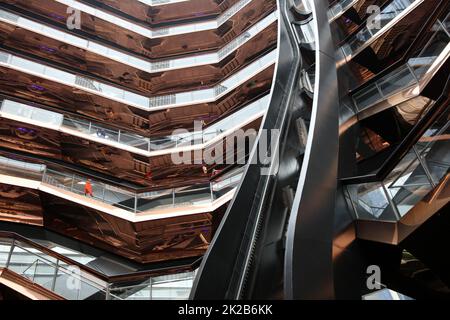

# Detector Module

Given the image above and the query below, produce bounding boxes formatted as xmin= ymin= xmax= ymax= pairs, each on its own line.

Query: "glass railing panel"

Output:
xmin=53 ymin=268 xmax=100 ymax=300
xmin=348 ymin=109 xmax=450 ymax=221
xmin=56 ymin=0 xmax=253 ymax=39
xmin=385 ymin=153 xmax=433 ymax=217
xmin=328 ymin=0 xmax=356 ymax=20
xmin=7 ymin=245 xmax=56 ymax=275
xmin=377 ymin=65 xmax=417 ymax=97
xmin=353 ymin=85 xmax=383 ymax=111
xmin=119 ymin=133 xmax=150 ymax=151
xmin=342 ymin=0 xmax=416 ymax=56
xmin=0 ymin=156 xmax=45 ymax=181
xmin=0 ymin=6 xmax=276 ymax=73
xmin=1 ymin=151 xmax=246 ymax=214
xmin=109 ymin=270 xmax=196 ymax=300
xmin=136 ymin=190 xmax=175 ymax=211
xmin=151 ymin=278 xmax=193 ymax=300
xmin=62 ymin=117 xmax=91 ymax=134
xmin=0 ymin=50 xmax=276 ymax=112
xmin=212 ymin=172 xmax=244 ymax=199
xmin=352 ymin=15 xmax=450 ymax=111
xmin=173 ymin=185 xmax=212 ymax=206
xmin=31 ymin=260 xmax=57 ymax=289
xmin=89 ymin=124 xmax=120 ymax=142
xmin=0 ymin=239 xmax=12 ymax=267
xmin=0 ymin=99 xmax=63 ymax=126
xmin=346 ymin=182 xmax=397 ymax=220
xmin=417 ymin=113 xmax=450 ymax=184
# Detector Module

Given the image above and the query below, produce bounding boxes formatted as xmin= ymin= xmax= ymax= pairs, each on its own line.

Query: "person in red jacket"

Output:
xmin=84 ymin=179 xmax=93 ymax=197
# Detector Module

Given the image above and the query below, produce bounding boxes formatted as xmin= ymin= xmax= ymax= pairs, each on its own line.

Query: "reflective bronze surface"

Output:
xmin=3 ymin=0 xmax=276 ymax=59
xmin=87 ymin=0 xmax=240 ymax=26
xmin=0 ymin=114 xmax=261 ymax=189
xmin=0 ymin=179 xmax=229 ymax=263
xmin=0 ymin=19 xmax=277 ymax=95
xmin=39 ymin=191 xmax=228 ymax=263
xmin=0 ymin=61 xmax=274 ymax=136
xmin=0 ymin=183 xmax=43 ymax=226
xmin=356 ymin=173 xmax=450 ymax=244
xmin=344 ymin=0 xmax=446 ymax=85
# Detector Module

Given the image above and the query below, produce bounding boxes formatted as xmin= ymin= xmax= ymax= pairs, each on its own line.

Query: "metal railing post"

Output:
xmin=105 ymin=283 xmax=111 ymax=300
xmin=149 ymin=278 xmax=153 ymax=300
xmin=210 ymin=182 xmax=214 ymax=202
xmin=5 ymin=239 xmax=15 ymax=269
xmin=413 ymin=146 xmax=437 ymax=188
xmin=51 ymin=260 xmax=59 ymax=292
xmin=381 ymin=184 xmax=402 ymax=221
xmin=406 ymin=63 xmax=420 ymax=84
xmin=71 ymin=175 xmax=75 ymax=192
xmin=134 ymin=195 xmax=138 ymax=213
xmin=32 ymin=259 xmax=38 ymax=282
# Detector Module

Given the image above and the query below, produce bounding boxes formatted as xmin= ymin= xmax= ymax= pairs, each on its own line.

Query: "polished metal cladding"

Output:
xmin=0 ymin=0 xmax=279 ymax=276
xmin=2 ymin=0 xmax=276 ymax=58
xmin=1 ymin=0 xmax=448 ymax=301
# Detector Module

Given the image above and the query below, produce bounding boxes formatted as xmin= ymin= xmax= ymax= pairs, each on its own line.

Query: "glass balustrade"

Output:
xmin=110 ymin=271 xmax=196 ymax=300
xmin=346 ymin=109 xmax=450 ymax=221
xmin=0 ymin=95 xmax=269 ymax=155
xmin=0 ymin=154 xmax=245 ymax=214
xmin=341 ymin=0 xmax=417 ymax=57
xmin=0 ymin=49 xmax=276 ymax=111
xmin=0 ymin=9 xmax=277 ymax=73
xmin=0 ymin=236 xmax=198 ymax=300
xmin=0 ymin=156 xmax=46 ymax=181
xmin=1 ymin=238 xmax=118 ymax=300
xmin=327 ymin=0 xmax=357 ymax=21
xmin=56 ymin=0 xmax=252 ymax=39
xmin=352 ymin=16 xmax=450 ymax=111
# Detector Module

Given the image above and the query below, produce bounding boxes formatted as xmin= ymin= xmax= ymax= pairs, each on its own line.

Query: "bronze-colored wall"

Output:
xmin=0 ymin=183 xmax=43 ymax=226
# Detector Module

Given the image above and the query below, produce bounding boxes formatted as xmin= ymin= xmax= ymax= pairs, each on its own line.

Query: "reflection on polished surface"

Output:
xmin=328 ymin=0 xmax=358 ymax=21
xmin=3 ymin=0 xmax=276 ymax=58
xmin=340 ymin=0 xmax=421 ymax=58
xmin=93 ymin=0 xmax=233 ymax=26
xmin=352 ymin=14 xmax=450 ymax=112
xmin=0 ymin=154 xmax=244 ymax=216
xmin=0 ymin=235 xmax=198 ymax=299
xmin=346 ymin=109 xmax=450 ymax=221
xmin=54 ymin=0 xmax=252 ymax=38
xmin=0 ymin=95 xmax=269 ymax=156
xmin=0 ymin=8 xmax=277 ymax=76
xmin=0 ymin=62 xmax=274 ymax=137
xmin=0 ymin=49 xmax=277 ymax=112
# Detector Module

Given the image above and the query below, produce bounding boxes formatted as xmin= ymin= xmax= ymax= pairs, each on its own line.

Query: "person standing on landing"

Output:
xmin=85 ymin=179 xmax=94 ymax=197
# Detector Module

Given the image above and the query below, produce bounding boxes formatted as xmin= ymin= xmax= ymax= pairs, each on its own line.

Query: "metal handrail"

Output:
xmin=348 ymin=1 xmax=448 ymax=94
xmin=342 ymin=74 xmax=450 ymax=184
